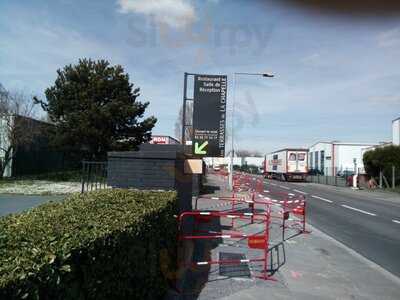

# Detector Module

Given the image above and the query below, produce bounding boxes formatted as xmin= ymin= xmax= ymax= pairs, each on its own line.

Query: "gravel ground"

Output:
xmin=0 ymin=181 xmax=82 ymax=195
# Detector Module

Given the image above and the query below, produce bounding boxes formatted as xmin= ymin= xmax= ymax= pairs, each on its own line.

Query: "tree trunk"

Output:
xmin=0 ymin=147 xmax=14 ymax=179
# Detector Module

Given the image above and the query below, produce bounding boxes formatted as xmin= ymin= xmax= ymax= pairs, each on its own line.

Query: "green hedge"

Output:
xmin=0 ymin=189 xmax=177 ymax=299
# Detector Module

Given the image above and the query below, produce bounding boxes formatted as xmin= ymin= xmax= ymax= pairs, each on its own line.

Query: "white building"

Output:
xmin=308 ymin=141 xmax=378 ymax=176
xmin=203 ymin=156 xmax=264 ymax=168
xmin=393 ymin=117 xmax=400 ymax=146
xmin=361 ymin=117 xmax=400 ymax=154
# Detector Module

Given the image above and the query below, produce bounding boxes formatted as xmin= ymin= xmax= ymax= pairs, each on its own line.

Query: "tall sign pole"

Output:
xmin=181 ymin=72 xmax=188 ymax=146
xmin=181 ymin=72 xmax=196 ymax=149
xmin=228 ymin=72 xmax=274 ymax=190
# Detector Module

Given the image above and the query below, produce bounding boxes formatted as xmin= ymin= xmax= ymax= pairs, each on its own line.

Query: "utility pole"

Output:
xmin=393 ymin=165 xmax=396 ymax=190
xmin=228 ymin=72 xmax=274 ymax=191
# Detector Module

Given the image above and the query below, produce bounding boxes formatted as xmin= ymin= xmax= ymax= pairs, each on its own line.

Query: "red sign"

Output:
xmin=150 ymin=136 xmax=168 ymax=144
xmin=248 ymin=235 xmax=267 ymax=249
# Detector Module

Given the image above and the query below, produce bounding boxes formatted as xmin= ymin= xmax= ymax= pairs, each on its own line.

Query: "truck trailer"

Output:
xmin=264 ymin=148 xmax=309 ymax=181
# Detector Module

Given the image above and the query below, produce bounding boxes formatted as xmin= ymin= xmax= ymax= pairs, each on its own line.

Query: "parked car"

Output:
xmin=308 ymin=169 xmax=323 ymax=176
xmin=337 ymin=170 xmax=355 ymax=178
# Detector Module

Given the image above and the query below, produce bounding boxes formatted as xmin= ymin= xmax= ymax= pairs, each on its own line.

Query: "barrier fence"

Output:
xmin=177 ymin=171 xmax=309 ymax=283
xmin=81 ymin=161 xmax=108 ymax=193
xmin=178 ymin=211 xmax=272 ymax=279
xmin=306 ymin=175 xmax=347 ymax=187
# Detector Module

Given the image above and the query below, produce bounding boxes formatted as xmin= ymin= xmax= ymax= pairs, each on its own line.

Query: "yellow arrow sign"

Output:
xmin=194 ymin=141 xmax=208 ymax=155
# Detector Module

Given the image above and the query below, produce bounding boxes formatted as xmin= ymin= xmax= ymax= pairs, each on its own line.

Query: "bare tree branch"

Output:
xmin=0 ymin=87 xmax=40 ymax=177
xmin=174 ymin=102 xmax=193 ymax=143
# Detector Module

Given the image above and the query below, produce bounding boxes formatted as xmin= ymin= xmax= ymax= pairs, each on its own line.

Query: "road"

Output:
xmin=0 ymin=194 xmax=66 ymax=217
xmin=264 ymin=179 xmax=400 ymax=278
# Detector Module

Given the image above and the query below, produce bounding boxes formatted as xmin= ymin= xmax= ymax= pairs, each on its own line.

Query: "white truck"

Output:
xmin=264 ymin=148 xmax=308 ymax=181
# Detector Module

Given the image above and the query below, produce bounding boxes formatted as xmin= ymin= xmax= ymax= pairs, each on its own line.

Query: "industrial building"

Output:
xmin=308 ymin=118 xmax=399 ymax=176
xmin=361 ymin=117 xmax=400 ymax=155
xmin=0 ymin=115 xmax=77 ymax=177
xmin=203 ymin=156 xmax=264 ymax=169
xmin=308 ymin=141 xmax=377 ymax=176
xmin=393 ymin=117 xmax=400 ymax=146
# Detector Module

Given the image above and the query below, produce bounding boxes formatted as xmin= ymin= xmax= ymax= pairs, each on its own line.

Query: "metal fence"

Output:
xmin=81 ymin=161 xmax=108 ymax=193
xmin=306 ymin=175 xmax=347 ymax=187
xmin=379 ymin=165 xmax=400 ymax=190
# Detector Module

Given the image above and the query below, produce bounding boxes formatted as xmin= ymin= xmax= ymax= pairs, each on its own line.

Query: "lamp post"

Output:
xmin=228 ymin=72 xmax=274 ymax=191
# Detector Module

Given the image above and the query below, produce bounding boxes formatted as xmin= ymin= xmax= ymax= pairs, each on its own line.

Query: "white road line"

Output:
xmin=341 ymin=205 xmax=377 ymax=216
xmin=270 ymin=183 xmax=277 ymax=186
xmin=311 ymin=195 xmax=333 ymax=203
xmin=293 ymin=189 xmax=308 ymax=195
xmin=279 ymin=185 xmax=291 ymax=190
xmin=392 ymin=220 xmax=400 ymax=224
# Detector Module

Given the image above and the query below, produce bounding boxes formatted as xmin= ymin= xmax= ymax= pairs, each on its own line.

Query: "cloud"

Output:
xmin=378 ymin=27 xmax=400 ymax=48
xmin=0 ymin=17 xmax=123 ymax=95
xmin=117 ymin=0 xmax=197 ymax=28
xmin=369 ymin=95 xmax=400 ymax=105
xmin=301 ymin=53 xmax=322 ymax=66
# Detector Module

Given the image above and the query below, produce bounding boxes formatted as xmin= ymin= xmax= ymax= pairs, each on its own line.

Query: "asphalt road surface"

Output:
xmin=264 ymin=179 xmax=400 ymax=278
xmin=0 ymin=194 xmax=66 ymax=217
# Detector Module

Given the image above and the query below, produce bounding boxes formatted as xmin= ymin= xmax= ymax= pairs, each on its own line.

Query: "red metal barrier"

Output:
xmin=281 ymin=196 xmax=310 ymax=240
xmin=181 ymin=172 xmax=310 ymax=285
xmin=177 ymin=211 xmax=274 ymax=280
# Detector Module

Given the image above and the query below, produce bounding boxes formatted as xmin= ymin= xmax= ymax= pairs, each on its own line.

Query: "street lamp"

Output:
xmin=228 ymin=72 xmax=274 ymax=191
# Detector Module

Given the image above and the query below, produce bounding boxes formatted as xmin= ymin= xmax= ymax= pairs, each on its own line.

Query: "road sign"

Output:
xmin=192 ymin=74 xmax=227 ymax=157
xmin=248 ymin=235 xmax=267 ymax=250
xmin=194 ymin=141 xmax=208 ymax=155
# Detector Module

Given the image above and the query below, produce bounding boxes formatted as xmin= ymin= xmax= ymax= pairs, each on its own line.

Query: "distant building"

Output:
xmin=308 ymin=141 xmax=378 ymax=176
xmin=361 ymin=117 xmax=400 ymax=154
xmin=0 ymin=115 xmax=77 ymax=177
xmin=148 ymin=135 xmax=180 ymax=145
xmin=203 ymin=156 xmax=264 ymax=169
xmin=393 ymin=117 xmax=400 ymax=146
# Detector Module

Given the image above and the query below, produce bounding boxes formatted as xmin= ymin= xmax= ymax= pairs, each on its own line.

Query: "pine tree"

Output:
xmin=35 ymin=59 xmax=157 ymax=159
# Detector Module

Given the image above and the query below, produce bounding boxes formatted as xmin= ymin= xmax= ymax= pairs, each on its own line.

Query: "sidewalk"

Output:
xmin=167 ymin=174 xmax=400 ymax=300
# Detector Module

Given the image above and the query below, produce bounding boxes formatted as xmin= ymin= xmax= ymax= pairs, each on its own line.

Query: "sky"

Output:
xmin=1 ymin=0 xmax=399 ymax=153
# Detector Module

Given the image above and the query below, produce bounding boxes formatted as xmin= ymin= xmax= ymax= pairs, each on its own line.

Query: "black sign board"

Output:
xmin=192 ymin=74 xmax=227 ymax=157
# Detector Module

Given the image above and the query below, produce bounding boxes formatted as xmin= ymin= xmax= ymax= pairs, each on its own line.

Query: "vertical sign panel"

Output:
xmin=192 ymin=75 xmax=227 ymax=157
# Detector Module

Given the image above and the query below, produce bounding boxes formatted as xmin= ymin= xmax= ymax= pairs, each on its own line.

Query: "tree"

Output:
xmin=35 ymin=59 xmax=157 ymax=159
xmin=235 ymin=149 xmax=262 ymax=157
xmin=174 ymin=102 xmax=193 ymax=143
xmin=0 ymin=87 xmax=39 ymax=177
xmin=363 ymin=145 xmax=400 ymax=182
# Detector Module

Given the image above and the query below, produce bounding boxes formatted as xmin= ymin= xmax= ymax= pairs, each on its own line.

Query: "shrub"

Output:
xmin=363 ymin=145 xmax=400 ymax=184
xmin=0 ymin=189 xmax=177 ymax=299
xmin=363 ymin=145 xmax=400 ymax=176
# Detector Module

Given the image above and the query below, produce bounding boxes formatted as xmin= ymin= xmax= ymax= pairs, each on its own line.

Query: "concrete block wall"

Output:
xmin=107 ymin=144 xmax=198 ymax=212
xmin=107 ymin=147 xmax=181 ymax=190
